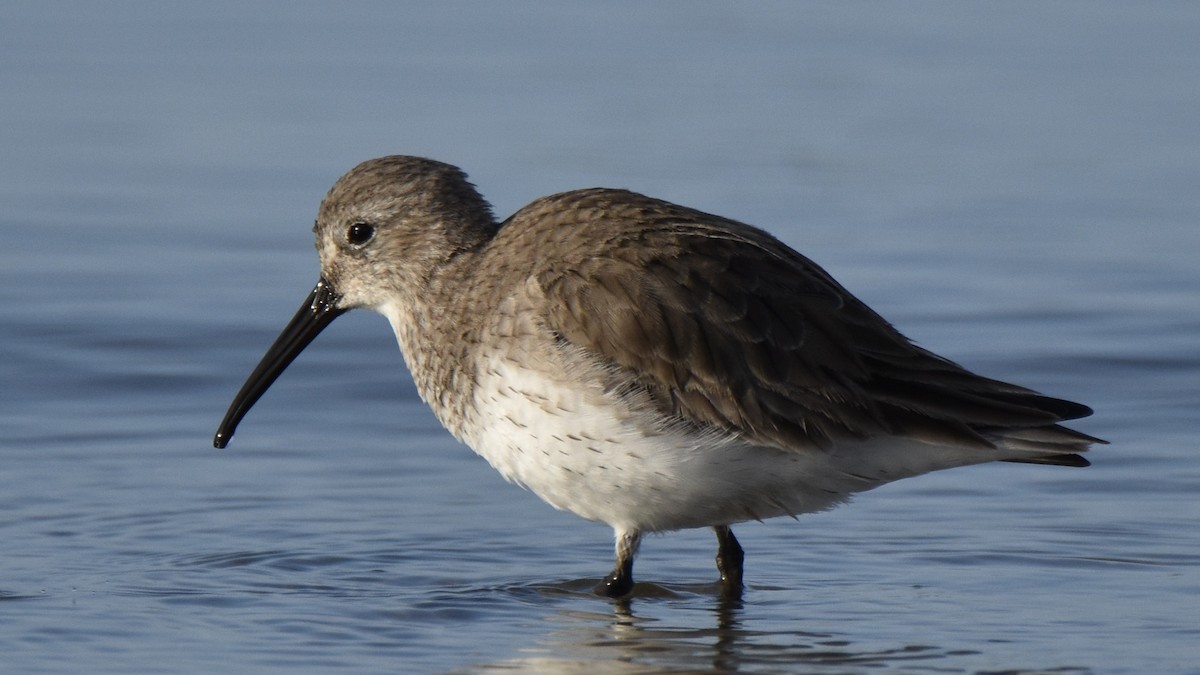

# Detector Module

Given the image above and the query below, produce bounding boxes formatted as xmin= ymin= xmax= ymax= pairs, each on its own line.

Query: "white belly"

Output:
xmin=457 ymin=356 xmax=892 ymax=532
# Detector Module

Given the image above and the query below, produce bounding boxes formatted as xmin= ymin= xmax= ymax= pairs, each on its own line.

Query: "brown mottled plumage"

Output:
xmin=216 ymin=155 xmax=1104 ymax=597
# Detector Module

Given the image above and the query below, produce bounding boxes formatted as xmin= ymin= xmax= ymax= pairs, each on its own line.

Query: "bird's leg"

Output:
xmin=714 ymin=525 xmax=744 ymax=592
xmin=595 ymin=529 xmax=641 ymax=598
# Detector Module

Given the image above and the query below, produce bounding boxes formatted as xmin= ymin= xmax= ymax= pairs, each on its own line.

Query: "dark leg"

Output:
xmin=714 ymin=525 xmax=744 ymax=591
xmin=595 ymin=529 xmax=640 ymax=598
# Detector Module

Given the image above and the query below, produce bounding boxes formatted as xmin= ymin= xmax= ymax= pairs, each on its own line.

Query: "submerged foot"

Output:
xmin=714 ymin=525 xmax=745 ymax=594
xmin=594 ymin=566 xmax=634 ymax=598
xmin=595 ymin=529 xmax=640 ymax=598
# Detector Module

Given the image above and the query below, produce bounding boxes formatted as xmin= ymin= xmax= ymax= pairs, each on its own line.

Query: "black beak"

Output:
xmin=213 ymin=277 xmax=347 ymax=448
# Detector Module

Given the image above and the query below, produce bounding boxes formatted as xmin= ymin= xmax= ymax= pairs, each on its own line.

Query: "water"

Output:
xmin=2 ymin=2 xmax=1198 ymax=672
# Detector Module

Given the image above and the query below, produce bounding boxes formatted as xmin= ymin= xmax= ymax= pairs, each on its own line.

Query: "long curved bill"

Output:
xmin=213 ymin=277 xmax=346 ymax=448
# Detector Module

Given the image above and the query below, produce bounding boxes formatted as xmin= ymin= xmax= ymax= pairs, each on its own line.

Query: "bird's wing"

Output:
xmin=531 ymin=190 xmax=1094 ymax=456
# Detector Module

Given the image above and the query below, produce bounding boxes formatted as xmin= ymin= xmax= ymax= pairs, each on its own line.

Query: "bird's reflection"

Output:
xmin=467 ymin=581 xmax=958 ymax=672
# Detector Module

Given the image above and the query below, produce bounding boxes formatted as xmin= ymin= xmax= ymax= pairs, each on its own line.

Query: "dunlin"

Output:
xmin=215 ymin=156 xmax=1104 ymax=597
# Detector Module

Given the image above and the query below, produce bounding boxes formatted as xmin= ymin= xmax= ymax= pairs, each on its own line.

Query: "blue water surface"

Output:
xmin=2 ymin=3 xmax=1198 ymax=673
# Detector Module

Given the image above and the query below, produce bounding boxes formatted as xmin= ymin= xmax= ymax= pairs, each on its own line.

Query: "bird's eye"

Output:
xmin=347 ymin=222 xmax=375 ymax=246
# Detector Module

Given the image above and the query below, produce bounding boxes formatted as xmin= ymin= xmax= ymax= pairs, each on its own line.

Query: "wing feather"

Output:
xmin=512 ymin=189 xmax=1097 ymax=459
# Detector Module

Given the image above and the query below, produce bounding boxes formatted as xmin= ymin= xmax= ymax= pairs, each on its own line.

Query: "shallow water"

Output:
xmin=2 ymin=3 xmax=1198 ymax=673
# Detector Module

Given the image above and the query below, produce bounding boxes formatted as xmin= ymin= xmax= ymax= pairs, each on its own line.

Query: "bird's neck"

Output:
xmin=378 ymin=253 xmax=487 ymax=440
